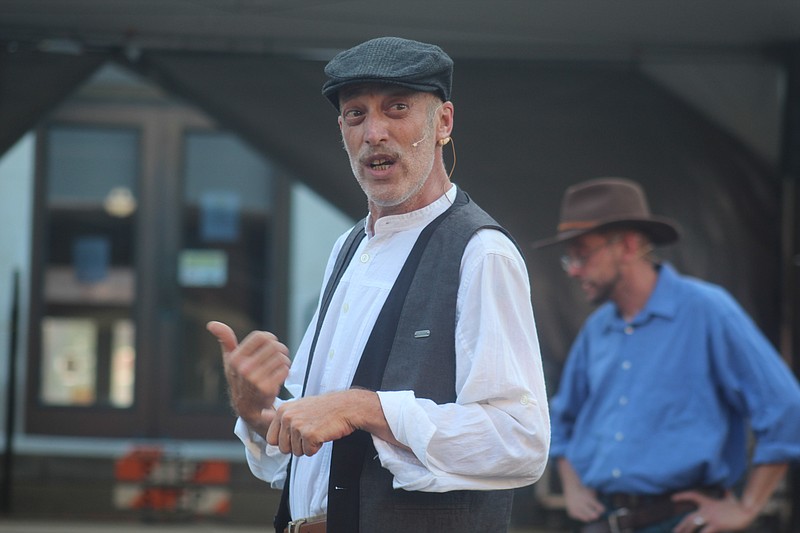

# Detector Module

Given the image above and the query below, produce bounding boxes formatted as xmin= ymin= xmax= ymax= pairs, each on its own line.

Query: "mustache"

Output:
xmin=356 ymin=147 xmax=401 ymax=165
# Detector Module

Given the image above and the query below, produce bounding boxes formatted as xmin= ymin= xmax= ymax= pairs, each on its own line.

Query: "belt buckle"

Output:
xmin=286 ymin=518 xmax=307 ymax=533
xmin=608 ymin=507 xmax=631 ymax=533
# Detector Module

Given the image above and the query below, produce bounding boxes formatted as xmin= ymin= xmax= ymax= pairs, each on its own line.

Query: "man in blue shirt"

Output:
xmin=533 ymin=178 xmax=800 ymax=533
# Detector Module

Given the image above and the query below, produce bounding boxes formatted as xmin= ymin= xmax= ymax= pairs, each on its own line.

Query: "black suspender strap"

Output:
xmin=326 ymin=195 xmax=465 ymax=532
xmin=274 ymin=220 xmax=366 ymax=533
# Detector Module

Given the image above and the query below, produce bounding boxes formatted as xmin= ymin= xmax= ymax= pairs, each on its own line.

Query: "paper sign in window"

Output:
xmin=178 ymin=249 xmax=228 ymax=287
xmin=73 ymin=235 xmax=110 ymax=283
xmin=200 ymin=191 xmax=240 ymax=242
xmin=41 ymin=317 xmax=97 ymax=406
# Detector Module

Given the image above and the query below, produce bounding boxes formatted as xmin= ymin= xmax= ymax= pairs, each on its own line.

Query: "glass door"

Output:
xmin=26 ymin=101 xmax=282 ymax=441
xmin=158 ymin=129 xmax=281 ymax=439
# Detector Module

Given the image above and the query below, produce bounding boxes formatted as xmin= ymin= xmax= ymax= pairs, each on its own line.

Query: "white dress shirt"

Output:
xmin=235 ymin=185 xmax=550 ymax=521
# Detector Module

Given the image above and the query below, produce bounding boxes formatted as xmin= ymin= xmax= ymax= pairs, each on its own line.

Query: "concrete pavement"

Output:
xmin=0 ymin=519 xmax=562 ymax=533
xmin=0 ymin=521 xmax=262 ymax=533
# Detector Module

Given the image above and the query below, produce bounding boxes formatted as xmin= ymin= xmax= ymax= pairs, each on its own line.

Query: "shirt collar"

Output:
xmin=604 ymin=262 xmax=680 ymax=330
xmin=630 ymin=262 xmax=680 ymax=323
xmin=366 ymin=184 xmax=457 ymax=238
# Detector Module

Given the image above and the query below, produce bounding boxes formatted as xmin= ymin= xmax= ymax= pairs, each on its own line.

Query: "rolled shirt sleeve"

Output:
xmin=375 ymin=229 xmax=550 ymax=491
xmin=234 ymin=416 xmax=290 ymax=489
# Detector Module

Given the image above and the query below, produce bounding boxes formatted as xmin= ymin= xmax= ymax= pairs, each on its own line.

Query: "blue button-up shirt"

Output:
xmin=550 ymin=263 xmax=800 ymax=494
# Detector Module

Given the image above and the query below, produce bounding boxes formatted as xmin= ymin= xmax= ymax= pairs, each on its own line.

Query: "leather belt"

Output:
xmin=581 ymin=486 xmax=724 ymax=533
xmin=580 ymin=501 xmax=696 ymax=533
xmin=284 ymin=515 xmax=327 ymax=533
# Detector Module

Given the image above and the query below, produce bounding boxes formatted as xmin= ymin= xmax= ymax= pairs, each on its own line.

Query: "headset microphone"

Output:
xmin=411 ymin=135 xmax=427 ymax=147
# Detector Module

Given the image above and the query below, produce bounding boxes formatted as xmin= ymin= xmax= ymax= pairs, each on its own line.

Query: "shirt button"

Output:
xmin=624 ymin=325 xmax=634 ymax=335
xmin=612 ymin=468 xmax=622 ymax=478
xmin=615 ymin=432 xmax=624 ymax=441
xmin=619 ymin=396 xmax=629 ymax=406
xmin=622 ymin=360 xmax=632 ymax=370
xmin=343 ymin=302 xmax=349 ymax=313
xmin=360 ymin=253 xmax=370 ymax=263
xmin=520 ymin=394 xmax=530 ymax=406
xmin=328 ymin=349 xmax=335 ymax=360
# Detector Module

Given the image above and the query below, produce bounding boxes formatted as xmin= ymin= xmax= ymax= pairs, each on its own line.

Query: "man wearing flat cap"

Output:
xmin=535 ymin=178 xmax=800 ymax=533
xmin=208 ymin=37 xmax=550 ymax=533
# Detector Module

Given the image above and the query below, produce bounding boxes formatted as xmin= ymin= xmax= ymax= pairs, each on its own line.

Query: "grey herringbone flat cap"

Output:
xmin=322 ymin=36 xmax=453 ymax=110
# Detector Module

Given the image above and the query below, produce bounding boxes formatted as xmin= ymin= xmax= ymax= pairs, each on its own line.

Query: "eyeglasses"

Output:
xmin=560 ymin=236 xmax=620 ymax=272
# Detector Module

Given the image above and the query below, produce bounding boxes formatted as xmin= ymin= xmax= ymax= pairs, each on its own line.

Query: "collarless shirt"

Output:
xmin=549 ymin=263 xmax=800 ymax=494
xmin=236 ymin=185 xmax=550 ymax=520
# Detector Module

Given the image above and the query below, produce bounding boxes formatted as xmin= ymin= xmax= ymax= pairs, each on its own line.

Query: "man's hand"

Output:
xmin=563 ymin=483 xmax=606 ymax=523
xmin=672 ymin=490 xmax=754 ymax=533
xmin=207 ymin=321 xmax=291 ymax=435
xmin=265 ymin=389 xmax=407 ymax=457
xmin=673 ymin=463 xmax=788 ymax=533
xmin=557 ymin=458 xmax=606 ymax=522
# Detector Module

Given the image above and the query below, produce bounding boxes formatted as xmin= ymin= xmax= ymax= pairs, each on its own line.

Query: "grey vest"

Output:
xmin=328 ymin=190 xmax=518 ymax=532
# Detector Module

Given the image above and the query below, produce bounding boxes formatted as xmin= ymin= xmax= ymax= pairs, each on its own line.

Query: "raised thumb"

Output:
xmin=206 ymin=320 xmax=238 ymax=353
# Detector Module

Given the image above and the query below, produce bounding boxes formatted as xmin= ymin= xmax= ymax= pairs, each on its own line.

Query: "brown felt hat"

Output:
xmin=531 ymin=178 xmax=681 ymax=248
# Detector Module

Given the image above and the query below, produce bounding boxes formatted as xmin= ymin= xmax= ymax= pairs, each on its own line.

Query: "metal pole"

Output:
xmin=778 ymin=43 xmax=800 ymax=533
xmin=1 ymin=270 xmax=19 ymax=514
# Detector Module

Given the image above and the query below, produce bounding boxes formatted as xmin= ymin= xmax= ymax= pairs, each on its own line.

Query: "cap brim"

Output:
xmin=322 ymin=78 xmax=446 ymax=110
